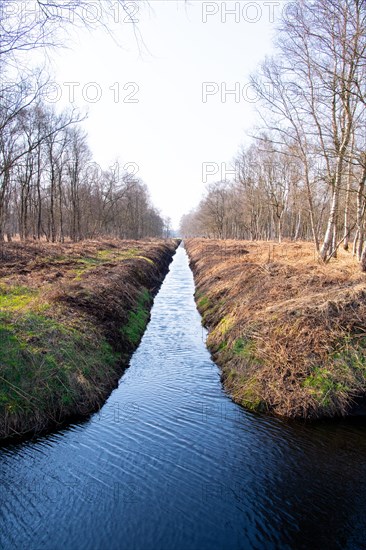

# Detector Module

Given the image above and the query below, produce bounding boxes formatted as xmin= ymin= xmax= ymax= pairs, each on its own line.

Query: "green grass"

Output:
xmin=226 ymin=370 xmax=265 ymax=412
xmin=196 ymin=294 xmax=224 ymax=326
xmin=121 ymin=288 xmax=151 ymax=346
xmin=212 ymin=316 xmax=234 ymax=337
xmin=332 ymin=337 xmax=366 ymax=373
xmin=214 ymin=335 xmax=267 ymax=412
xmin=301 ymin=338 xmax=366 ymax=407
xmin=0 ymin=240 xmax=176 ymax=438
xmin=240 ymin=390 xmax=266 ymax=412
xmin=232 ymin=337 xmax=256 ymax=358
xmin=0 ymin=284 xmax=39 ymax=311
xmin=198 ymin=296 xmax=210 ymax=309
xmin=0 ymin=256 xmax=145 ymax=410
xmin=302 ymin=366 xmax=350 ymax=406
xmin=0 ymin=312 xmax=119 ymax=418
xmin=217 ymin=340 xmax=228 ymax=351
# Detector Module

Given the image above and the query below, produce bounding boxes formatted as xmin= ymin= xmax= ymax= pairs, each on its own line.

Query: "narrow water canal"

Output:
xmin=1 ymin=245 xmax=366 ymax=550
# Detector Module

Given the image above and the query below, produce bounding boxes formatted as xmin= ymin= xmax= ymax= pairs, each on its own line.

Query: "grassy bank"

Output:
xmin=185 ymin=238 xmax=366 ymax=419
xmin=0 ymin=239 xmax=178 ymax=440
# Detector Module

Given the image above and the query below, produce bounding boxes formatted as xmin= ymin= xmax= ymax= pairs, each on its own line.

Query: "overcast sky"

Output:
xmin=47 ymin=1 xmax=283 ymax=227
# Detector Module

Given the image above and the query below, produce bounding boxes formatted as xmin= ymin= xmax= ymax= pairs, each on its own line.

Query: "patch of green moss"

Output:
xmin=196 ymin=294 xmax=221 ymax=326
xmin=301 ymin=336 xmax=366 ymax=407
xmin=232 ymin=337 xmax=256 ymax=358
xmin=198 ymin=296 xmax=210 ymax=310
xmin=0 ymin=312 xmax=119 ymax=417
xmin=217 ymin=340 xmax=228 ymax=352
xmin=0 ymin=284 xmax=39 ymax=311
xmin=214 ymin=316 xmax=234 ymax=337
xmin=332 ymin=339 xmax=366 ymax=372
xmin=241 ymin=395 xmax=267 ymax=412
xmin=121 ymin=289 xmax=151 ymax=346
xmin=96 ymin=247 xmax=140 ymax=260
xmin=302 ymin=366 xmax=350 ymax=406
xmin=235 ymin=377 xmax=266 ymax=411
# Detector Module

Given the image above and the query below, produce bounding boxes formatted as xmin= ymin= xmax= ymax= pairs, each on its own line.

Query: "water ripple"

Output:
xmin=1 ymin=245 xmax=366 ymax=550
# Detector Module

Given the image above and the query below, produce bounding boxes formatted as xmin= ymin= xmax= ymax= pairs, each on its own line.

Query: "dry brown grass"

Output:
xmin=186 ymin=238 xmax=366 ymax=419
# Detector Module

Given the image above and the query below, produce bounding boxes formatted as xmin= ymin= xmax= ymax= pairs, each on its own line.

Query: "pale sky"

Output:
xmin=46 ymin=0 xmax=283 ymax=227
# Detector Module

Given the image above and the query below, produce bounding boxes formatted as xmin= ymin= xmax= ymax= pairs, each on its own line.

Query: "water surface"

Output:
xmin=1 ymin=245 xmax=366 ymax=550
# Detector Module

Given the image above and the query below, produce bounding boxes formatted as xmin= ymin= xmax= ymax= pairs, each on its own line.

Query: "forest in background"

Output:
xmin=0 ymin=0 xmax=167 ymax=242
xmin=181 ymin=0 xmax=366 ymax=267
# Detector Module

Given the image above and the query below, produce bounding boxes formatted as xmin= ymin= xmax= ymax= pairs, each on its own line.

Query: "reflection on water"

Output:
xmin=1 ymin=245 xmax=366 ymax=550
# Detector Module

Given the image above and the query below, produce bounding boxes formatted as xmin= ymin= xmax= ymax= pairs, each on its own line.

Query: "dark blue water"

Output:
xmin=1 ymin=245 xmax=366 ymax=550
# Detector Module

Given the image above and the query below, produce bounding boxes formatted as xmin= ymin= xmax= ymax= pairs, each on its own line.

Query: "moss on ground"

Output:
xmin=0 ymin=284 xmax=39 ymax=311
xmin=121 ymin=289 xmax=151 ymax=346
xmin=212 ymin=316 xmax=234 ymax=337
xmin=0 ymin=312 xmax=119 ymax=419
xmin=198 ymin=296 xmax=210 ymax=309
xmin=232 ymin=338 xmax=256 ymax=358
xmin=301 ymin=338 xmax=366 ymax=409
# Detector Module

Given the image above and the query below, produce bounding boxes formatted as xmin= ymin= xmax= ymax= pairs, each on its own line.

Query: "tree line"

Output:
xmin=1 ymin=0 xmax=166 ymax=242
xmin=181 ymin=0 xmax=366 ymax=267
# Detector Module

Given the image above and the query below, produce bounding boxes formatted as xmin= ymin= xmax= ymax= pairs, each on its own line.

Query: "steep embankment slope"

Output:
xmin=0 ymin=239 xmax=179 ymax=440
xmin=186 ymin=238 xmax=366 ymax=419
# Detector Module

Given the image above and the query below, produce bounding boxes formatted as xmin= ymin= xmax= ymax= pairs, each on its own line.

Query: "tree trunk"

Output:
xmin=343 ymin=164 xmax=352 ymax=250
xmin=320 ymin=173 xmax=340 ymax=261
